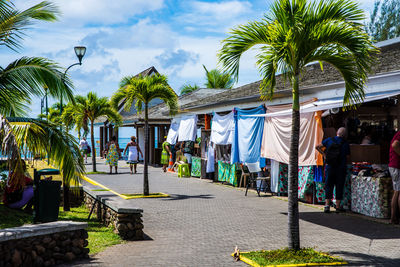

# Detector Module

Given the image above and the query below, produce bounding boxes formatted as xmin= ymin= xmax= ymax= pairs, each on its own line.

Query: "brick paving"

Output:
xmin=72 ymin=159 xmax=400 ymax=266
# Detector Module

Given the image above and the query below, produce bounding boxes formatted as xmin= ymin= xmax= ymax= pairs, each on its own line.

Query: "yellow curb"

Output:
xmin=82 ymin=175 xmax=170 ymax=200
xmin=81 ymin=175 xmax=131 ymax=200
xmin=120 ymin=193 xmax=170 ymax=199
xmin=231 ymin=251 xmax=348 ymax=267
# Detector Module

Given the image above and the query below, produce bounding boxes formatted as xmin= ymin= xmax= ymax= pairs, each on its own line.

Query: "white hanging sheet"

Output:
xmin=178 ymin=115 xmax=198 ymax=142
xmin=206 ymin=144 xmax=215 ymax=173
xmin=166 ymin=118 xmax=180 ymax=145
xmin=210 ymin=111 xmax=234 ymax=145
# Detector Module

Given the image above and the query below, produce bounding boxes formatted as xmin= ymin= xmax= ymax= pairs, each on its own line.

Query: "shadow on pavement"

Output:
xmin=331 ymin=251 xmax=400 ymax=266
xmin=162 ymin=194 xmax=215 ymax=201
xmin=294 ymin=212 xmax=400 ymax=239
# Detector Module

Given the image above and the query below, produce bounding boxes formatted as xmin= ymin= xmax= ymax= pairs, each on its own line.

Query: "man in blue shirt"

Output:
xmin=316 ymin=127 xmax=350 ymax=213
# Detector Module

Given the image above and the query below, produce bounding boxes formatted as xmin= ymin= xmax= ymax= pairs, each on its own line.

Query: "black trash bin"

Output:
xmin=33 ymin=168 xmax=62 ymax=223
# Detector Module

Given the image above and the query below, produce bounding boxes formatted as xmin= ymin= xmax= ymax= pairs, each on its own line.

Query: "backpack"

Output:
xmin=87 ymin=145 xmax=91 ymax=154
xmin=325 ymin=138 xmax=343 ymax=166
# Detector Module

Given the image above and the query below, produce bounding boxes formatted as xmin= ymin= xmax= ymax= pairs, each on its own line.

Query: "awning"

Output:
xmin=245 ymin=90 xmax=400 ymax=117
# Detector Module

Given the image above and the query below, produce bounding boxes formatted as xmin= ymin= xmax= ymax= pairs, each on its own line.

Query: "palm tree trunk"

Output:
xmin=91 ymin=120 xmax=97 ymax=172
xmin=144 ymin=103 xmax=149 ymax=196
xmin=288 ymin=73 xmax=300 ymax=250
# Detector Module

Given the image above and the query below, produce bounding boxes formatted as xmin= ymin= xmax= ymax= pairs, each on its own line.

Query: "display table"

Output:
xmin=191 ymin=156 xmax=201 ymax=177
xmin=217 ymin=161 xmax=238 ymax=186
xmin=275 ymin=164 xmax=352 ymax=207
xmin=351 ymin=175 xmax=393 ymax=218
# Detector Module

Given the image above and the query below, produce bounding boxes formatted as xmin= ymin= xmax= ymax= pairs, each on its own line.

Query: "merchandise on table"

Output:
xmin=218 ymin=161 xmax=239 ymax=187
xmin=191 ymin=156 xmax=201 ymax=177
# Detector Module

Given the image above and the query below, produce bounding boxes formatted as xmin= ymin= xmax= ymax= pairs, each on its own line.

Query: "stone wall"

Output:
xmin=0 ymin=221 xmax=88 ymax=267
xmin=83 ymin=192 xmax=144 ymax=240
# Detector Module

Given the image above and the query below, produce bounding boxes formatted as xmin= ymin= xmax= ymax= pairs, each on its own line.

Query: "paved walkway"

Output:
xmin=74 ymin=160 xmax=400 ymax=266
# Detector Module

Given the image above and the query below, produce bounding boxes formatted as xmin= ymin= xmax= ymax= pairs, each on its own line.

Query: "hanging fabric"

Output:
xmin=231 ymin=105 xmax=266 ymax=164
xmin=210 ymin=111 xmax=234 ymax=145
xmin=178 ymin=115 xmax=198 ymax=142
xmin=260 ymin=105 xmax=323 ymax=166
xmin=166 ymin=118 xmax=180 ymax=145
xmin=206 ymin=144 xmax=215 ymax=173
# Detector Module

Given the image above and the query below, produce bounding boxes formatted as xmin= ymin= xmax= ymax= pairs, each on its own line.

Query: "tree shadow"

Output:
xmin=282 ymin=211 xmax=400 ymax=239
xmin=162 ymin=194 xmax=215 ymax=201
xmin=330 ymin=250 xmax=400 ymax=266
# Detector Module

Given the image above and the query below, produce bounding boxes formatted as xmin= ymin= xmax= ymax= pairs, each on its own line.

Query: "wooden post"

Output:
xmin=100 ymin=126 xmax=104 ymax=158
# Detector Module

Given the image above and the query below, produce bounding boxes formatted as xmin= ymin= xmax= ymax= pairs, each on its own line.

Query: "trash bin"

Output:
xmin=33 ymin=168 xmax=62 ymax=223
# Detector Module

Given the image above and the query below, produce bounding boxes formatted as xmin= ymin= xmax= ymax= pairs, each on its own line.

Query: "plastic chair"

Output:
xmin=178 ymin=163 xmax=190 ymax=177
xmin=177 ymin=156 xmax=190 ymax=178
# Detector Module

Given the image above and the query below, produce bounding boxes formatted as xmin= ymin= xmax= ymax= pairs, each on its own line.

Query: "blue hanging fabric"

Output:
xmin=231 ymin=105 xmax=266 ymax=164
xmin=313 ymin=165 xmax=324 ymax=182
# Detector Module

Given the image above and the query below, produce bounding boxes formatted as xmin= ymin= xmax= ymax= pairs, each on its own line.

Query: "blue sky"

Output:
xmin=7 ymin=0 xmax=375 ymax=121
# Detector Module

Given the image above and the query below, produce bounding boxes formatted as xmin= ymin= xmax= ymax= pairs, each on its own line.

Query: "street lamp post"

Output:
xmin=60 ymin=46 xmax=86 ymax=116
xmin=61 ymin=46 xmax=86 ymax=212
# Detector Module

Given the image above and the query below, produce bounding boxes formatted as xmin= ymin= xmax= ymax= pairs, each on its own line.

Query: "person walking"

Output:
xmin=79 ymin=137 xmax=89 ymax=163
xmin=161 ymin=137 xmax=172 ymax=172
xmin=389 ymin=131 xmax=400 ymax=224
xmin=124 ymin=136 xmax=143 ymax=174
xmin=316 ymin=127 xmax=350 ymax=213
xmin=105 ymin=136 xmax=120 ymax=174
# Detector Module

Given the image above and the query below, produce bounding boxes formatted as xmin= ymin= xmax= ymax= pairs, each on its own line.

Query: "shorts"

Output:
xmin=184 ymin=153 xmax=192 ymax=164
xmin=389 ymin=167 xmax=400 ymax=191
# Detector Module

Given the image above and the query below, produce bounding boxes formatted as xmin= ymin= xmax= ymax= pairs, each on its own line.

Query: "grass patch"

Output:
xmin=86 ymin=171 xmax=108 ymax=175
xmin=0 ymin=204 xmax=123 ymax=255
xmin=237 ymin=248 xmax=347 ymax=267
xmin=59 ymin=206 xmax=123 ymax=255
xmin=121 ymin=192 xmax=169 ymax=199
xmin=0 ymin=205 xmax=32 ymax=229
xmin=26 ymin=160 xmax=65 ymax=185
xmin=91 ymin=189 xmax=110 ymax=192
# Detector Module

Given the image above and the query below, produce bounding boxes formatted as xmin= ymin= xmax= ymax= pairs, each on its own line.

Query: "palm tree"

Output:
xmin=38 ymin=103 xmax=64 ymax=125
xmin=62 ymin=98 xmax=88 ymax=140
xmin=111 ymin=74 xmax=178 ymax=195
xmin=1 ymin=115 xmax=85 ymax=209
xmin=180 ymin=83 xmax=199 ymax=96
xmin=218 ymin=0 xmax=377 ymax=250
xmin=0 ymin=1 xmax=74 ymax=117
xmin=203 ymin=65 xmax=234 ymax=89
xmin=63 ymin=92 xmax=122 ymax=172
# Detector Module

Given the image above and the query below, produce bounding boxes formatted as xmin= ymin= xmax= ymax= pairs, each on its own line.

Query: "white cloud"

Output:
xmin=14 ymin=0 xmax=164 ymax=26
xmin=192 ymin=0 xmax=252 ymax=18
xmin=176 ymin=0 xmax=254 ymax=30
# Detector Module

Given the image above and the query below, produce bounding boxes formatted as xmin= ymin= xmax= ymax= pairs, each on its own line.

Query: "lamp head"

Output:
xmin=74 ymin=46 xmax=86 ymax=64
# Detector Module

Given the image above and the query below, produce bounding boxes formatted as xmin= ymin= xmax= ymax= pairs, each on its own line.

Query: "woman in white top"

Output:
xmin=124 ymin=136 xmax=143 ymax=174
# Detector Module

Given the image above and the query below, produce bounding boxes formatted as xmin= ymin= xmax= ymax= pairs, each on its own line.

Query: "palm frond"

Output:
xmin=0 ymin=57 xmax=75 ymax=103
xmin=180 ymin=83 xmax=199 ymax=95
xmin=0 ymin=1 xmax=60 ymax=51
xmin=8 ymin=117 xmax=85 ymax=186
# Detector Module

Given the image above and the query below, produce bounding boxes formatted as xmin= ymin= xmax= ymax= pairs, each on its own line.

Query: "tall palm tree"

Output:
xmin=180 ymin=83 xmax=199 ymax=96
xmin=111 ymin=74 xmax=178 ymax=195
xmin=203 ymin=65 xmax=234 ymax=89
xmin=218 ymin=0 xmax=377 ymax=250
xmin=63 ymin=92 xmax=122 ymax=172
xmin=0 ymin=1 xmax=74 ymax=117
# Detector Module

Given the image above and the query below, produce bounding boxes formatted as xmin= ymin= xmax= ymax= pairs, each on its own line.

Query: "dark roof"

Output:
xmin=181 ymin=38 xmax=400 ymax=111
xmin=134 ymin=66 xmax=158 ymax=77
xmin=122 ymin=88 xmax=228 ymax=125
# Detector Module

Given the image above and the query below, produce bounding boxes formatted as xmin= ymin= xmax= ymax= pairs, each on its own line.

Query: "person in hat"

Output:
xmin=161 ymin=137 xmax=172 ymax=172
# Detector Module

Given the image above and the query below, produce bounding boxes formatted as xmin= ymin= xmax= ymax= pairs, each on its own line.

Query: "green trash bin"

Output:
xmin=33 ymin=168 xmax=62 ymax=223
